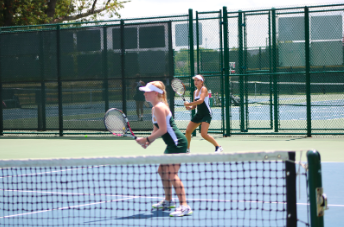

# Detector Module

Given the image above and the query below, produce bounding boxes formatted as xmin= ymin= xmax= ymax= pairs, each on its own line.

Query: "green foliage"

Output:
xmin=174 ymin=49 xmax=190 ymax=76
xmin=1 ymin=0 xmax=48 ymax=26
xmin=0 ymin=0 xmax=129 ymax=27
xmin=174 ymin=48 xmax=219 ymax=76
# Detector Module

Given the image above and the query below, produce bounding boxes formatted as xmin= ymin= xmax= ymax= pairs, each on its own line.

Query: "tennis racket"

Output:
xmin=104 ymin=108 xmax=136 ymax=139
xmin=171 ymin=78 xmax=186 ymax=102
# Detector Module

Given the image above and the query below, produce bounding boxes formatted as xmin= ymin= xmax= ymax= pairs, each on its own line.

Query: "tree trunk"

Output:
xmin=3 ymin=0 xmax=14 ymax=26
xmin=45 ymin=0 xmax=58 ymax=19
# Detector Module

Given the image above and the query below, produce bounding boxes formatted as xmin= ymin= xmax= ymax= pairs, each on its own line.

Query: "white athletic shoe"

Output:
xmin=186 ymin=148 xmax=191 ymax=153
xmin=170 ymin=205 xmax=193 ymax=217
xmin=215 ymin=146 xmax=223 ymax=153
xmin=152 ymin=200 xmax=176 ymax=209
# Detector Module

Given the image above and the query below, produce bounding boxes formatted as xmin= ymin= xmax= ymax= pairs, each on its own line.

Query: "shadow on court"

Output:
xmin=117 ymin=210 xmax=171 ymax=219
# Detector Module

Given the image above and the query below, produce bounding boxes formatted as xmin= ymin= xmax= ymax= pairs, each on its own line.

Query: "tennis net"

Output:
xmin=0 ymin=151 xmax=300 ymax=227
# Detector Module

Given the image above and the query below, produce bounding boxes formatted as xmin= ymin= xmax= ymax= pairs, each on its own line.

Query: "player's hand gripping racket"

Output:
xmin=171 ymin=78 xmax=186 ymax=102
xmin=104 ymin=108 xmax=136 ymax=139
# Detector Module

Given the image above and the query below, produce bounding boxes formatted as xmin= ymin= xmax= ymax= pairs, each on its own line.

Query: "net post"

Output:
xmin=286 ymin=152 xmax=297 ymax=227
xmin=307 ymin=150 xmax=326 ymax=227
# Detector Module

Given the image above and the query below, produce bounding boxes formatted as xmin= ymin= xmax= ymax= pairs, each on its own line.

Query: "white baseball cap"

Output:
xmin=192 ymin=75 xmax=204 ymax=81
xmin=139 ymin=82 xmax=164 ymax=94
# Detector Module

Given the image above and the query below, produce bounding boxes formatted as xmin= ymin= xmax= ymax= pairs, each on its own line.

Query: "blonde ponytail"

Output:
xmin=150 ymin=81 xmax=169 ymax=107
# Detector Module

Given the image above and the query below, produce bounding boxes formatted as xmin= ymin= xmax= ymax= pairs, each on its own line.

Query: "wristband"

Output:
xmin=146 ymin=137 xmax=150 ymax=143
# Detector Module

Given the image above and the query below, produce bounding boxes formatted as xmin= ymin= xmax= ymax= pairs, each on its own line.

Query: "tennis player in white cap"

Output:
xmin=136 ymin=81 xmax=193 ymax=217
xmin=183 ymin=75 xmax=223 ymax=153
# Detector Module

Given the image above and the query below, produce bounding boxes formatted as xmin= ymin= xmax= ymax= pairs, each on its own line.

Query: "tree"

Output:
xmin=0 ymin=0 xmax=129 ymax=27
xmin=174 ymin=49 xmax=191 ymax=76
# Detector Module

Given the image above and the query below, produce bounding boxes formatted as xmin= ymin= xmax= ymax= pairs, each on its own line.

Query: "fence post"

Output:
xmin=195 ymin=11 xmax=201 ymax=134
xmin=120 ymin=20 xmax=127 ymax=115
xmin=189 ymin=8 xmax=196 ymax=137
xmin=222 ymin=6 xmax=230 ymax=136
xmin=304 ymin=7 xmax=312 ymax=137
xmin=271 ymin=8 xmax=279 ymax=132
xmin=238 ymin=11 xmax=246 ymax=132
xmin=196 ymin=11 xmax=200 ymax=74
xmin=0 ymin=27 xmax=2 ymax=136
xmin=39 ymin=30 xmax=46 ymax=131
xmin=268 ymin=12 xmax=273 ymax=129
xmin=219 ymin=8 xmax=225 ymax=136
xmin=103 ymin=26 xmax=109 ymax=112
xmin=57 ymin=25 xmax=63 ymax=136
xmin=168 ymin=21 xmax=175 ymax=117
xmin=0 ymin=27 xmax=4 ymax=136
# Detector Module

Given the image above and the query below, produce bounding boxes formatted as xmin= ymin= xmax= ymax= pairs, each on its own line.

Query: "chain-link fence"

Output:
xmin=1 ymin=4 xmax=344 ymax=136
xmin=0 ymin=15 xmax=190 ymax=136
xmin=221 ymin=4 xmax=344 ymax=136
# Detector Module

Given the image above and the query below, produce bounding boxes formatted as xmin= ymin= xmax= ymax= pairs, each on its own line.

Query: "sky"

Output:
xmin=117 ymin=0 xmax=344 ymax=19
xmin=109 ymin=0 xmax=343 ymax=49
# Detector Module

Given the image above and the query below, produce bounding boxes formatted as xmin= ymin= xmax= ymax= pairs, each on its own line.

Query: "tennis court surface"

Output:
xmin=0 ymin=135 xmax=343 ymax=227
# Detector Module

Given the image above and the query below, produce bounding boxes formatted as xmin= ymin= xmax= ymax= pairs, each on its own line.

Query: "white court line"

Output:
xmin=0 ymin=197 xmax=135 ymax=219
xmin=0 ymin=188 xmax=138 ymax=197
xmin=1 ymin=189 xmax=164 ymax=201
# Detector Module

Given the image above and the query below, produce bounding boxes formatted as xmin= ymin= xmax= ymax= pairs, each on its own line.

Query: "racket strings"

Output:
xmin=104 ymin=113 xmax=127 ymax=135
xmin=171 ymin=80 xmax=185 ymax=96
